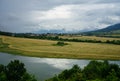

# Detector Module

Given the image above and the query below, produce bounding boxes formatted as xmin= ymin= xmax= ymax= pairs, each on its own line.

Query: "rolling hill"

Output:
xmin=84 ymin=23 xmax=120 ymax=36
xmin=95 ymin=23 xmax=120 ymax=33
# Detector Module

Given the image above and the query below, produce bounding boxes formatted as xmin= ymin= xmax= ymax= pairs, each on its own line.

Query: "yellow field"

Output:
xmin=60 ymin=35 xmax=120 ymax=42
xmin=0 ymin=36 xmax=120 ymax=60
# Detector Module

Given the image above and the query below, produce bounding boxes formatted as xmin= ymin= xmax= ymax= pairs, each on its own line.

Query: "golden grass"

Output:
xmin=60 ymin=36 xmax=120 ymax=42
xmin=0 ymin=35 xmax=120 ymax=60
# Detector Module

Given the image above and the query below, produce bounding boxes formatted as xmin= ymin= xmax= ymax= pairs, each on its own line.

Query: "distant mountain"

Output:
xmin=33 ymin=29 xmax=66 ymax=34
xmin=33 ymin=29 xmax=79 ymax=34
xmin=84 ymin=23 xmax=120 ymax=35
xmin=94 ymin=23 xmax=120 ymax=32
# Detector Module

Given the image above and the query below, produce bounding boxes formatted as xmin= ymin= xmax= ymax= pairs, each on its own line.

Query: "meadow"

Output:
xmin=60 ymin=35 xmax=120 ymax=42
xmin=0 ymin=35 xmax=120 ymax=60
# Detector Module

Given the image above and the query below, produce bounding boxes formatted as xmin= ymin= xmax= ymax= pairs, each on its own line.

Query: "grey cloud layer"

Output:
xmin=0 ymin=0 xmax=120 ymax=32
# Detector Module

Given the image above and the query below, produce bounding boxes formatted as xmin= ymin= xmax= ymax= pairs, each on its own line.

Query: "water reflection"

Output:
xmin=0 ymin=52 xmax=120 ymax=81
xmin=29 ymin=58 xmax=90 ymax=70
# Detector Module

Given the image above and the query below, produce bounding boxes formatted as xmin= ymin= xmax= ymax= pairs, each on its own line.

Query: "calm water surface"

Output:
xmin=0 ymin=52 xmax=120 ymax=81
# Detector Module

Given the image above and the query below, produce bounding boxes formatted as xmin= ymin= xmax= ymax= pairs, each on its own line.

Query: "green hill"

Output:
xmin=95 ymin=23 xmax=120 ymax=33
xmin=84 ymin=23 xmax=120 ymax=37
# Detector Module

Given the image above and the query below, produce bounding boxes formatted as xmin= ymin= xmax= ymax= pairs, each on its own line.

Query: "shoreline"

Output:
xmin=0 ymin=51 xmax=120 ymax=61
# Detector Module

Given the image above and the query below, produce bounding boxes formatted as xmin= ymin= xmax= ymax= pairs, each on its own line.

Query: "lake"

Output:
xmin=0 ymin=52 xmax=120 ymax=81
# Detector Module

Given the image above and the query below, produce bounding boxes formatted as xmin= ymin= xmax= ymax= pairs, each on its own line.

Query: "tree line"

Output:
xmin=46 ymin=60 xmax=120 ymax=81
xmin=1 ymin=60 xmax=120 ymax=81
xmin=0 ymin=31 xmax=120 ymax=45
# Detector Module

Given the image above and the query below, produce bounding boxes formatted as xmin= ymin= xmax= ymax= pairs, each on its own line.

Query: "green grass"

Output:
xmin=0 ymin=36 xmax=120 ymax=60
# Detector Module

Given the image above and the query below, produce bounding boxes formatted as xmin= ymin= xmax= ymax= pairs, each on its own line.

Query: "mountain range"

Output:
xmin=34 ymin=23 xmax=120 ymax=34
xmin=84 ymin=23 xmax=120 ymax=35
xmin=94 ymin=23 xmax=120 ymax=32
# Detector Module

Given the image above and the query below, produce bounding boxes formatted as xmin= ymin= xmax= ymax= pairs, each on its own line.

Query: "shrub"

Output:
xmin=56 ymin=41 xmax=68 ymax=46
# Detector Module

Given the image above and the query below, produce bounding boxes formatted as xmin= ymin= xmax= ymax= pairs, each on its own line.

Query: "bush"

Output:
xmin=56 ymin=41 xmax=68 ymax=46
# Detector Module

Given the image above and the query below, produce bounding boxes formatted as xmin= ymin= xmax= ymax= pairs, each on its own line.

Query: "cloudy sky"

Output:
xmin=0 ymin=0 xmax=120 ymax=33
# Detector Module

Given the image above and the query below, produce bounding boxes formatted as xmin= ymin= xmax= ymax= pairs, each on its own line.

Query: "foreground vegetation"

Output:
xmin=1 ymin=60 xmax=120 ymax=81
xmin=0 ymin=60 xmax=37 ymax=81
xmin=46 ymin=60 xmax=120 ymax=81
xmin=0 ymin=36 xmax=120 ymax=60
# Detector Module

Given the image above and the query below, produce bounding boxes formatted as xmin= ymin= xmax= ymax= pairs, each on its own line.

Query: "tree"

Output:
xmin=0 ymin=60 xmax=37 ymax=81
xmin=21 ymin=73 xmax=37 ymax=81
xmin=46 ymin=60 xmax=120 ymax=81
xmin=106 ymin=69 xmax=119 ymax=81
xmin=6 ymin=60 xmax=26 ymax=81
xmin=0 ymin=64 xmax=7 ymax=81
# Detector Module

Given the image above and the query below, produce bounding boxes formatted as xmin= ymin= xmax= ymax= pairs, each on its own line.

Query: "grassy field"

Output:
xmin=0 ymin=35 xmax=120 ymax=60
xmin=60 ymin=35 xmax=120 ymax=42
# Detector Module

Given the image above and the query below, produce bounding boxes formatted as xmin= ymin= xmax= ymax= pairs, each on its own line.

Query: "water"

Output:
xmin=0 ymin=52 xmax=120 ymax=81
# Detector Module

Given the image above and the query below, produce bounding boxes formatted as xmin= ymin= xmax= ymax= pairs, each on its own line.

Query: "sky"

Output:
xmin=0 ymin=0 xmax=120 ymax=33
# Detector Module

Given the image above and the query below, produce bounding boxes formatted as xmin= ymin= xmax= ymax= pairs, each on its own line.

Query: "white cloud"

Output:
xmin=108 ymin=16 xmax=120 ymax=21
xmin=0 ymin=0 xmax=120 ymax=32
xmin=31 ymin=3 xmax=120 ymax=31
xmin=30 ymin=5 xmax=72 ymax=20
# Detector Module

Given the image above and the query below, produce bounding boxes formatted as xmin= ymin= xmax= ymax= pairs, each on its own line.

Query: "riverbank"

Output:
xmin=0 ymin=52 xmax=120 ymax=81
xmin=0 ymin=35 xmax=120 ymax=60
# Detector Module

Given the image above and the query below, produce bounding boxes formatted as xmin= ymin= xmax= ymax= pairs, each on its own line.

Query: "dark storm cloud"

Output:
xmin=0 ymin=0 xmax=120 ymax=32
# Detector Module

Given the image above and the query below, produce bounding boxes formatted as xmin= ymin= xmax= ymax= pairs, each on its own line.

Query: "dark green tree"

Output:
xmin=0 ymin=60 xmax=37 ymax=81
xmin=6 ymin=60 xmax=26 ymax=81
xmin=0 ymin=64 xmax=7 ymax=81
xmin=46 ymin=60 xmax=120 ymax=81
xmin=106 ymin=69 xmax=119 ymax=81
